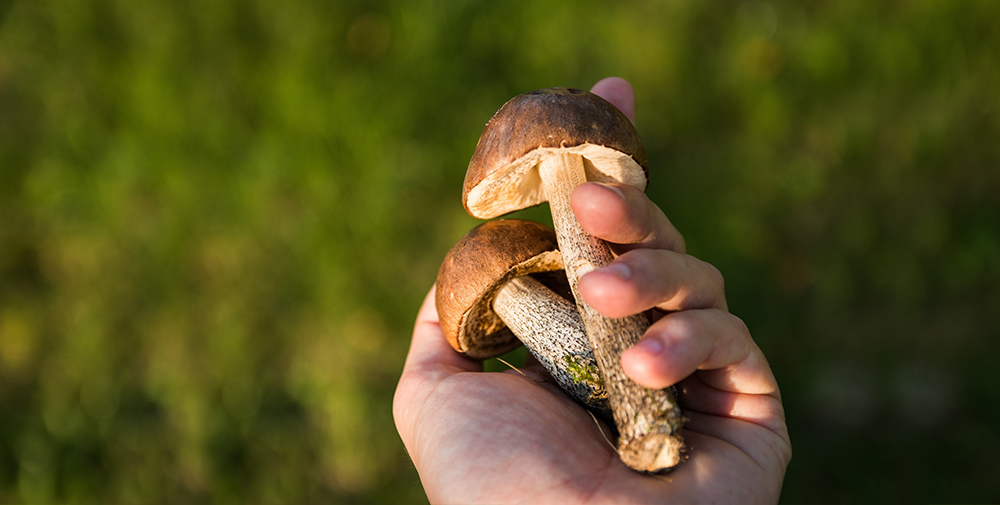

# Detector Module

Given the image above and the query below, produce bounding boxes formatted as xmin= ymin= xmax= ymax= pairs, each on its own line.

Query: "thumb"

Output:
xmin=590 ymin=77 xmax=636 ymax=124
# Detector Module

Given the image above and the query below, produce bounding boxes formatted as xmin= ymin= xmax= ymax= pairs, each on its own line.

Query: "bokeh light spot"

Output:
xmin=741 ymin=37 xmax=785 ymax=82
xmin=346 ymin=14 xmax=392 ymax=59
xmin=0 ymin=309 xmax=36 ymax=376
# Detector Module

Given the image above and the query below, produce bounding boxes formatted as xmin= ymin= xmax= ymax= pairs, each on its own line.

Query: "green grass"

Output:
xmin=1 ymin=0 xmax=999 ymax=503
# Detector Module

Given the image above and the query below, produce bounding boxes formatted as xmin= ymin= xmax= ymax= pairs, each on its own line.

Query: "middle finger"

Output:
xmin=579 ymin=248 xmax=728 ymax=318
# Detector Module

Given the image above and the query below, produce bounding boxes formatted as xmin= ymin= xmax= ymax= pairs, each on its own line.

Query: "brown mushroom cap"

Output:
xmin=463 ymin=87 xmax=649 ymax=219
xmin=435 ymin=219 xmax=564 ymax=359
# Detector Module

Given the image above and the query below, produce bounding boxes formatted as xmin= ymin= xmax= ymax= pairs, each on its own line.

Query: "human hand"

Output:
xmin=393 ymin=77 xmax=791 ymax=504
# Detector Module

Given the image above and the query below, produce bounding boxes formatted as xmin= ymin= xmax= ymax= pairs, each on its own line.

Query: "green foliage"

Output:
xmin=1 ymin=0 xmax=999 ymax=503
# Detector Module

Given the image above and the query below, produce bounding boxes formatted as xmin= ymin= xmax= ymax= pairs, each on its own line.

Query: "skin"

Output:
xmin=393 ymin=77 xmax=791 ymax=504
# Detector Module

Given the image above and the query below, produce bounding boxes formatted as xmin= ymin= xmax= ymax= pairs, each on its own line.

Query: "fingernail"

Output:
xmin=596 ymin=262 xmax=632 ymax=280
xmin=595 ymin=182 xmax=626 ymax=201
xmin=632 ymin=338 xmax=664 ymax=356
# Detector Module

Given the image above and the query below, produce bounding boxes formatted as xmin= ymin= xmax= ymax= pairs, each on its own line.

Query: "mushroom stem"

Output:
xmin=493 ymin=276 xmax=611 ymax=419
xmin=538 ymin=152 xmax=685 ymax=473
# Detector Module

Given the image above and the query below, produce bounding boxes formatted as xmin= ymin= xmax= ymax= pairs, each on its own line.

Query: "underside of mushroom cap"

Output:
xmin=435 ymin=219 xmax=565 ymax=359
xmin=463 ymin=88 xmax=649 ymax=219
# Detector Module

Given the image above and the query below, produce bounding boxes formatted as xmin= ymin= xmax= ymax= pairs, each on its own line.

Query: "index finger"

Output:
xmin=587 ymin=78 xmax=684 ymax=253
xmin=572 ymin=182 xmax=686 ymax=254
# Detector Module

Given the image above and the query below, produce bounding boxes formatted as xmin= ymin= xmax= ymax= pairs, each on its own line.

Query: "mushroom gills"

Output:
xmin=465 ymin=143 xmax=647 ymax=219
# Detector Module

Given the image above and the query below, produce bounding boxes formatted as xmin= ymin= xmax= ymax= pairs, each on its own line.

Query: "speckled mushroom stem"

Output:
xmin=493 ymin=276 xmax=611 ymax=420
xmin=538 ymin=152 xmax=685 ymax=473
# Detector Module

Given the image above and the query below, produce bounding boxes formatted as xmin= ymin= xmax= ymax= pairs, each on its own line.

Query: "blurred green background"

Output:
xmin=1 ymin=0 xmax=998 ymax=503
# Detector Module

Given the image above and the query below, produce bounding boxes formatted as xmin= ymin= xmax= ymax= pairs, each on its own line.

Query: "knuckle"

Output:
xmin=674 ymin=233 xmax=687 ymax=255
xmin=620 ymin=248 xmax=659 ymax=276
xmin=704 ymin=261 xmax=725 ymax=292
xmin=659 ymin=311 xmax=701 ymax=343
xmin=725 ymin=311 xmax=752 ymax=340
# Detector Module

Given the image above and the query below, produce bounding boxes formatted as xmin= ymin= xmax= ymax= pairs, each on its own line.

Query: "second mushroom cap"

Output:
xmin=435 ymin=219 xmax=566 ymax=359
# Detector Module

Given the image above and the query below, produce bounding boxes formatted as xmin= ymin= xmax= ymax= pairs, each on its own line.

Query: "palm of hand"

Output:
xmin=394 ymin=295 xmax=789 ymax=504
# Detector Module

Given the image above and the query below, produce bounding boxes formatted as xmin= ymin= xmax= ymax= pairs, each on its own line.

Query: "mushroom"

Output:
xmin=463 ymin=88 xmax=684 ymax=472
xmin=435 ymin=219 xmax=610 ymax=418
